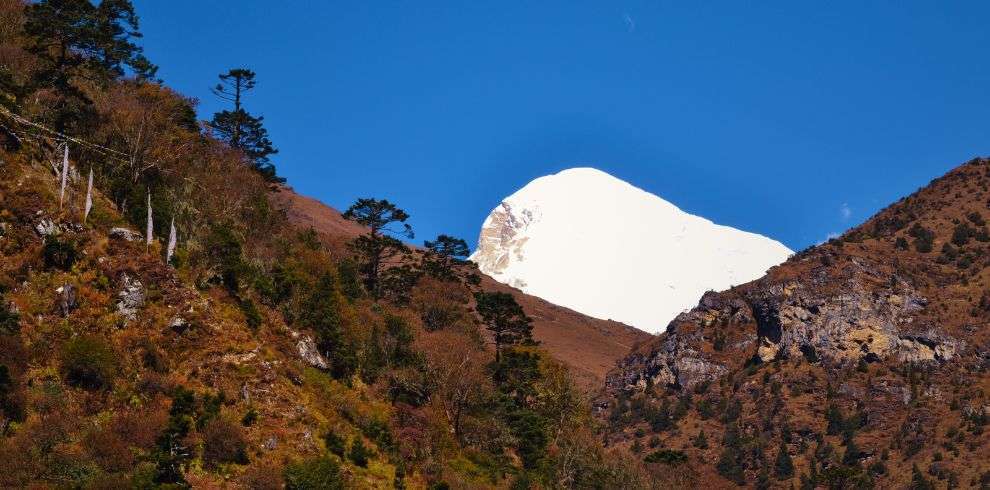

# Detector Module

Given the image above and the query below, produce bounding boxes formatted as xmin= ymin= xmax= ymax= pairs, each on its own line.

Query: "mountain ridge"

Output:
xmin=273 ymin=184 xmax=652 ymax=390
xmin=601 ymin=157 xmax=990 ymax=488
xmin=471 ymin=167 xmax=793 ymax=332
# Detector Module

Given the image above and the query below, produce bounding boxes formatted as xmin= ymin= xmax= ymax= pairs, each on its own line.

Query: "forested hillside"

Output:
xmin=0 ymin=1 xmax=657 ymax=488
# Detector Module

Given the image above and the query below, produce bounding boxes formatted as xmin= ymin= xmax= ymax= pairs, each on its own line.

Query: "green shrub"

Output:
xmin=241 ymin=407 xmax=258 ymax=427
xmin=952 ymin=223 xmax=974 ymax=246
xmin=240 ymin=298 xmax=262 ymax=330
xmin=908 ymin=224 xmax=934 ymax=253
xmin=0 ymin=297 xmax=19 ymax=334
xmin=324 ymin=431 xmax=346 ymax=458
xmin=284 ymin=456 xmax=344 ymax=490
xmin=349 ymin=438 xmax=371 ymax=468
xmin=644 ymin=449 xmax=688 ymax=465
xmin=61 ymin=335 xmax=117 ymax=390
xmin=42 ymin=235 xmax=79 ymax=270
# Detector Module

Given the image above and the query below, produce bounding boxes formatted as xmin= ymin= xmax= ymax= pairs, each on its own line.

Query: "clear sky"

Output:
xmin=132 ymin=1 xmax=989 ymax=251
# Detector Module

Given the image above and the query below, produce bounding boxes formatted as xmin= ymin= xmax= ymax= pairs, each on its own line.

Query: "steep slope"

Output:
xmin=273 ymin=186 xmax=651 ymax=391
xmin=602 ymin=158 xmax=990 ymax=488
xmin=471 ymin=167 xmax=793 ymax=333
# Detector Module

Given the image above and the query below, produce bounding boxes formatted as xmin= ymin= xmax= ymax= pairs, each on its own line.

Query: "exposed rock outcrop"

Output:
xmin=109 ymin=227 xmax=142 ymax=242
xmin=116 ymin=274 xmax=144 ymax=323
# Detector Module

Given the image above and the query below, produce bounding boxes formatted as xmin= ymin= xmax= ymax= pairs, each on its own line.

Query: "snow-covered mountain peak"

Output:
xmin=470 ymin=167 xmax=792 ymax=333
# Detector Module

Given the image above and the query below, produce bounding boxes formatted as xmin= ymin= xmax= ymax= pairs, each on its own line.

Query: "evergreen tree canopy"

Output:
xmin=343 ymin=198 xmax=414 ymax=299
xmin=24 ymin=0 xmax=156 ymax=131
xmin=423 ymin=234 xmax=470 ymax=280
xmin=473 ymin=291 xmax=534 ymax=362
xmin=208 ymin=68 xmax=281 ymax=182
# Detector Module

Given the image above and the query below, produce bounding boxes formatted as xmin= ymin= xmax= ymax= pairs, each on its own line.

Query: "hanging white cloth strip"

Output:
xmin=166 ymin=218 xmax=177 ymax=265
xmin=59 ymin=144 xmax=69 ymax=208
xmin=146 ymin=191 xmax=153 ymax=248
xmin=83 ymin=168 xmax=93 ymax=222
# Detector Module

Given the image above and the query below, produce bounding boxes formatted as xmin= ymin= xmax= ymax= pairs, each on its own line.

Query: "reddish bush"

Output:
xmin=202 ymin=417 xmax=249 ymax=467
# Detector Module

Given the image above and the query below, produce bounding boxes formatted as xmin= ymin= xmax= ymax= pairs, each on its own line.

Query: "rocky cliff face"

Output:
xmin=602 ymin=158 xmax=990 ymax=488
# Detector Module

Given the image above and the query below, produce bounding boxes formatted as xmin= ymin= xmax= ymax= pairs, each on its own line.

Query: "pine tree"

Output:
xmin=473 ymin=291 xmax=534 ymax=362
xmin=422 ymin=234 xmax=470 ymax=280
xmin=693 ymin=430 xmax=709 ymax=449
xmin=775 ymin=442 xmax=794 ymax=479
xmin=342 ymin=198 xmax=414 ymax=299
xmin=24 ymin=0 xmax=156 ymax=133
xmin=208 ymin=68 xmax=281 ymax=181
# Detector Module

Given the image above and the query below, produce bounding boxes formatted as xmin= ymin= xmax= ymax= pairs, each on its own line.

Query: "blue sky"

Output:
xmin=133 ymin=1 xmax=989 ymax=251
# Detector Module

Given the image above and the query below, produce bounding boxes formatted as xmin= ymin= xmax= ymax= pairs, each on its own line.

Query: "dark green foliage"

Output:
xmin=908 ymin=223 xmax=934 ymax=253
xmin=952 ymin=223 xmax=974 ymax=246
xmin=631 ymin=437 xmax=644 ymax=453
xmin=508 ymin=408 xmax=548 ymax=470
xmin=716 ymin=446 xmax=745 ymax=485
xmin=895 ymin=236 xmax=909 ymax=250
xmin=826 ymin=403 xmax=844 ymax=435
xmin=241 ymin=406 xmax=258 ymax=427
xmin=197 ymin=391 xmax=224 ymax=430
xmin=643 ymin=449 xmax=688 ymax=465
xmin=24 ymin=0 xmax=157 ymax=132
xmin=298 ymin=274 xmax=354 ymax=379
xmin=647 ymin=400 xmax=673 ymax=433
xmin=967 ymin=211 xmax=986 ymax=225
xmin=492 ymin=349 xmax=541 ymax=405
xmin=842 ymin=436 xmax=862 ymax=465
xmin=284 ymin=456 xmax=344 ymax=490
xmin=336 ymin=259 xmax=364 ymax=301
xmin=910 ymin=464 xmax=935 ymax=490
xmin=722 ymin=397 xmax=742 ymax=424
xmin=324 ymin=431 xmax=346 ymax=458
xmin=0 ymin=297 xmax=19 ymax=335
xmin=349 ymin=438 xmax=371 ymax=467
xmin=775 ymin=443 xmax=794 ymax=479
xmin=361 ymin=419 xmax=395 ymax=454
xmin=154 ymin=387 xmax=197 ymax=485
xmin=343 ymin=198 xmax=415 ymax=299
xmin=696 ymin=398 xmax=715 ymax=420
xmin=42 ymin=235 xmax=79 ymax=270
xmin=240 ymin=298 xmax=262 ymax=330
xmin=61 ymin=335 xmax=117 ymax=390
xmin=422 ymin=234 xmax=470 ymax=280
xmin=474 ymin=291 xmax=534 ymax=362
xmin=756 ymin=466 xmax=770 ymax=490
xmin=363 ymin=314 xmax=417 ymax=383
xmin=209 ymin=68 xmax=281 ymax=181
xmin=205 ymin=224 xmax=250 ymax=292
xmin=693 ymin=430 xmax=709 ymax=449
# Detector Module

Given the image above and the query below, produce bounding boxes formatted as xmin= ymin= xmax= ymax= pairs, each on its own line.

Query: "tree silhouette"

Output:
xmin=209 ymin=68 xmax=281 ymax=182
xmin=474 ymin=291 xmax=533 ymax=362
xmin=422 ymin=234 xmax=470 ymax=280
xmin=343 ymin=198 xmax=414 ymax=299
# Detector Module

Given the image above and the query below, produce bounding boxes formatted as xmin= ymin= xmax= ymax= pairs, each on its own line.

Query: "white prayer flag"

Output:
xmin=146 ymin=191 xmax=153 ymax=247
xmin=166 ymin=217 xmax=177 ymax=265
xmin=59 ymin=145 xmax=69 ymax=208
xmin=83 ymin=168 xmax=93 ymax=222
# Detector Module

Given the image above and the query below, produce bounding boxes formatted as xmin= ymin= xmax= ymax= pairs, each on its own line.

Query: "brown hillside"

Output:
xmin=603 ymin=158 xmax=990 ymax=488
xmin=272 ymin=186 xmax=651 ymax=391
